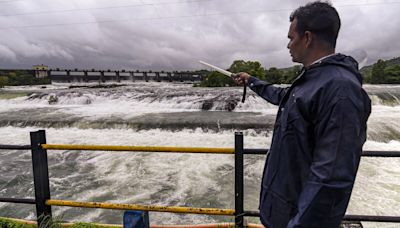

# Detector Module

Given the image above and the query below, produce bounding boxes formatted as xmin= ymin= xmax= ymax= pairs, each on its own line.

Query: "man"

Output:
xmin=235 ymin=1 xmax=371 ymax=228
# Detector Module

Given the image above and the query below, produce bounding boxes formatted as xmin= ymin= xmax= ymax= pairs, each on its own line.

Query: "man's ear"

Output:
xmin=304 ymin=31 xmax=313 ymax=48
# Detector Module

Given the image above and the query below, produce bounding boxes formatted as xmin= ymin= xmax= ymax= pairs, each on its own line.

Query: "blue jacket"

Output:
xmin=248 ymin=54 xmax=371 ymax=228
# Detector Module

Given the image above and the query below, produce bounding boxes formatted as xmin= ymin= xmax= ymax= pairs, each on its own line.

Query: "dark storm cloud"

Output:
xmin=0 ymin=0 xmax=399 ymax=70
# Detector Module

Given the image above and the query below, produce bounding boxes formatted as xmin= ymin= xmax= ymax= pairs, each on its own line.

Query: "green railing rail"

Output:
xmin=1 ymin=130 xmax=400 ymax=227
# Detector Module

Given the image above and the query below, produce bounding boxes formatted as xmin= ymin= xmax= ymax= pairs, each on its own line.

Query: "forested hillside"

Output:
xmin=200 ymin=57 xmax=400 ymax=87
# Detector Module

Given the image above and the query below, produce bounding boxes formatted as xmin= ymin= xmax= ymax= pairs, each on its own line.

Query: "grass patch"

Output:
xmin=0 ymin=217 xmax=36 ymax=228
xmin=0 ymin=217 xmax=121 ymax=228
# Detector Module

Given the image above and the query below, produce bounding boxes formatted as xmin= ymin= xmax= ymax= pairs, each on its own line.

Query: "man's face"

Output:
xmin=287 ymin=19 xmax=307 ymax=64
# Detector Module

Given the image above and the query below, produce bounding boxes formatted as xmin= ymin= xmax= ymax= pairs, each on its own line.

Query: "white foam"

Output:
xmin=0 ymin=126 xmax=398 ymax=225
xmin=0 ymin=83 xmax=399 ymax=225
xmin=0 ymin=83 xmax=398 ymax=120
xmin=0 ymin=127 xmax=268 ymax=223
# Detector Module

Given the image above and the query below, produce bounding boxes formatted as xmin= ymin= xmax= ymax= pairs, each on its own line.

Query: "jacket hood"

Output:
xmin=308 ymin=53 xmax=363 ymax=84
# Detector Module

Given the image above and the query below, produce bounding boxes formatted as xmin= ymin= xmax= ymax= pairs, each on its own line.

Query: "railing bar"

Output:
xmin=243 ymin=149 xmax=400 ymax=157
xmin=41 ymin=144 xmax=235 ymax=154
xmin=0 ymin=198 xmax=36 ymax=204
xmin=243 ymin=210 xmax=260 ymax=217
xmin=39 ymin=144 xmax=400 ymax=157
xmin=0 ymin=145 xmax=31 ymax=150
xmin=46 ymin=199 xmax=235 ymax=216
xmin=343 ymin=215 xmax=400 ymax=223
xmin=2 ymin=135 xmax=400 ymax=224
xmin=243 ymin=149 xmax=268 ymax=154
xmin=361 ymin=151 xmax=400 ymax=157
xmin=1 ymin=144 xmax=399 ymax=156
xmin=243 ymin=211 xmax=400 ymax=222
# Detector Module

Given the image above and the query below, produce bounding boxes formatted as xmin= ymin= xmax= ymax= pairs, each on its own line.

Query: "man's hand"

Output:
xmin=234 ymin=72 xmax=251 ymax=86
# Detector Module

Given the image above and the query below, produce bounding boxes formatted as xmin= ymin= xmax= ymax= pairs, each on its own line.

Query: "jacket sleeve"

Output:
xmin=287 ymin=96 xmax=365 ymax=228
xmin=247 ymin=76 xmax=289 ymax=105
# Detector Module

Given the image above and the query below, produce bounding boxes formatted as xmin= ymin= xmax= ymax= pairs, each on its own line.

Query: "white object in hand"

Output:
xmin=198 ymin=61 xmax=235 ymax=78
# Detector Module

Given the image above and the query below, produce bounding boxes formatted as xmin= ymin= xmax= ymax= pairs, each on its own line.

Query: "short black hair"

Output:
xmin=290 ymin=1 xmax=341 ymax=48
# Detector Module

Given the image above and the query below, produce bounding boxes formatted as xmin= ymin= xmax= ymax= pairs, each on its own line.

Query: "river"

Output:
xmin=0 ymin=82 xmax=399 ymax=227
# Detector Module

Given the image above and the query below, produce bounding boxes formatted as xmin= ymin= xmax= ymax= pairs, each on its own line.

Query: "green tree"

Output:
xmin=264 ymin=67 xmax=283 ymax=84
xmin=1 ymin=70 xmax=51 ymax=86
xmin=228 ymin=60 xmax=265 ymax=79
xmin=384 ymin=65 xmax=400 ymax=84
xmin=199 ymin=60 xmax=265 ymax=87
xmin=0 ymin=76 xmax=9 ymax=88
xmin=371 ymin=59 xmax=387 ymax=84
xmin=200 ymin=71 xmax=235 ymax=87
xmin=282 ymin=65 xmax=302 ymax=84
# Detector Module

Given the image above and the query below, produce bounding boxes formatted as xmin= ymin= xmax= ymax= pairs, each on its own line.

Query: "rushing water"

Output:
xmin=0 ymin=82 xmax=399 ymax=227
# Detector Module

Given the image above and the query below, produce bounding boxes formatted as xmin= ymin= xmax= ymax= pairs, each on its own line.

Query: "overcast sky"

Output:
xmin=0 ymin=0 xmax=399 ymax=71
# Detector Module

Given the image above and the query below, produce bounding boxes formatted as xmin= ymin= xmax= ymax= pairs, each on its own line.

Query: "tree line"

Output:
xmin=1 ymin=57 xmax=399 ymax=88
xmin=0 ymin=70 xmax=50 ymax=88
xmin=362 ymin=57 xmax=400 ymax=84
xmin=199 ymin=57 xmax=400 ymax=87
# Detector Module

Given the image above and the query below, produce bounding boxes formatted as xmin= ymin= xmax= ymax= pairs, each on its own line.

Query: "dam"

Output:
xmin=47 ymin=68 xmax=205 ymax=83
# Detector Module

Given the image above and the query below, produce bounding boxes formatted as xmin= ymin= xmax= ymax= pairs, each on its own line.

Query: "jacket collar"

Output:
xmin=309 ymin=53 xmax=338 ymax=66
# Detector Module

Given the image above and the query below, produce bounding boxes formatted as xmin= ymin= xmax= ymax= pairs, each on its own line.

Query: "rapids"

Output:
xmin=0 ymin=82 xmax=399 ymax=227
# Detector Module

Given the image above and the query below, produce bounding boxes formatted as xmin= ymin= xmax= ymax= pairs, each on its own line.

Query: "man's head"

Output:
xmin=287 ymin=1 xmax=341 ymax=66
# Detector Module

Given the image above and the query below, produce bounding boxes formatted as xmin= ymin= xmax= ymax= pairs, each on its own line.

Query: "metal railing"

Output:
xmin=0 ymin=130 xmax=400 ymax=227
